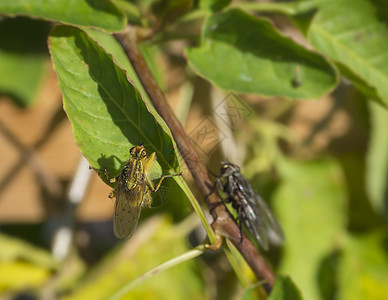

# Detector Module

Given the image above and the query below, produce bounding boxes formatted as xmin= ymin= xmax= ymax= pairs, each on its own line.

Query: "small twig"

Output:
xmin=114 ymin=25 xmax=275 ymax=293
xmin=108 ymin=244 xmax=207 ymax=300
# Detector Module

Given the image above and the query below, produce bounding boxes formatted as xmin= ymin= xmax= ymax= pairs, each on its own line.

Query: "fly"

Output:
xmin=92 ymin=144 xmax=182 ymax=239
xmin=215 ymin=162 xmax=284 ymax=250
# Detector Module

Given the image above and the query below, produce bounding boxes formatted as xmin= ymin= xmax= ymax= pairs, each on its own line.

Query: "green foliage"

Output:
xmin=273 ymin=159 xmax=347 ymax=300
xmin=0 ymin=234 xmax=57 ymax=293
xmin=187 ymin=8 xmax=338 ymax=100
xmin=62 ymin=216 xmax=204 ymax=300
xmin=200 ymin=0 xmax=232 ymax=12
xmin=49 ymin=26 xmax=181 ymax=179
xmin=338 ymin=230 xmax=388 ymax=299
xmin=0 ymin=0 xmax=126 ymax=32
xmin=0 ymin=17 xmax=49 ymax=106
xmin=366 ymin=102 xmax=388 ymax=212
xmin=268 ymin=275 xmax=303 ymax=300
xmin=306 ymin=0 xmax=388 ymax=107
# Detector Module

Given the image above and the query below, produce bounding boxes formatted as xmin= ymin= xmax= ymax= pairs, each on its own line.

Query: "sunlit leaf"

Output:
xmin=49 ymin=26 xmax=181 ymax=181
xmin=339 ymin=154 xmax=383 ymax=230
xmin=0 ymin=0 xmax=126 ymax=32
xmin=338 ymin=230 xmax=388 ymax=300
xmin=0 ymin=234 xmax=57 ymax=268
xmin=0 ymin=261 xmax=51 ymax=292
xmin=84 ymin=29 xmax=166 ymax=96
xmin=0 ymin=234 xmax=56 ymax=293
xmin=273 ymin=159 xmax=347 ymax=300
xmin=365 ymin=102 xmax=388 ymax=214
xmin=307 ymin=0 xmax=388 ymax=106
xmin=268 ymin=275 xmax=303 ymax=300
xmin=200 ymin=0 xmax=231 ymax=12
xmin=241 ymin=284 xmax=260 ymax=300
xmin=0 ymin=17 xmax=49 ymax=107
xmin=63 ymin=216 xmax=205 ymax=300
xmin=187 ymin=8 xmax=338 ymax=100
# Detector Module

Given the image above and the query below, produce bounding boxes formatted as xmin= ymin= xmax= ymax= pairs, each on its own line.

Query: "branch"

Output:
xmin=114 ymin=25 xmax=275 ymax=293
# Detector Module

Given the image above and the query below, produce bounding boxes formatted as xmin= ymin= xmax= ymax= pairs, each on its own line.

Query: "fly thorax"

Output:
xmin=126 ymin=159 xmax=144 ymax=189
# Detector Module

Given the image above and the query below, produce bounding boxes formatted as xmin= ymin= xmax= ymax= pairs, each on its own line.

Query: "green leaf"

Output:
xmin=307 ymin=0 xmax=388 ymax=106
xmin=338 ymin=230 xmax=388 ymax=300
xmin=0 ymin=0 xmax=126 ymax=32
xmin=48 ymin=25 xmax=181 ymax=179
xmin=64 ymin=216 xmax=205 ymax=300
xmin=186 ymin=8 xmax=338 ymax=100
xmin=114 ymin=0 xmax=142 ymax=25
xmin=273 ymin=158 xmax=347 ymax=300
xmin=84 ymin=29 xmax=166 ymax=98
xmin=0 ymin=234 xmax=57 ymax=268
xmin=49 ymin=26 xmax=212 ymax=243
xmin=0 ymin=234 xmax=57 ymax=293
xmin=80 ymin=31 xmax=167 ymax=144
xmin=339 ymin=154 xmax=383 ymax=230
xmin=151 ymin=0 xmax=193 ymax=23
xmin=240 ymin=283 xmax=260 ymax=300
xmin=336 ymin=62 xmax=382 ymax=103
xmin=0 ymin=261 xmax=51 ymax=292
xmin=200 ymin=0 xmax=231 ymax=12
xmin=366 ymin=102 xmax=388 ymax=214
xmin=0 ymin=17 xmax=49 ymax=107
xmin=268 ymin=275 xmax=303 ymax=300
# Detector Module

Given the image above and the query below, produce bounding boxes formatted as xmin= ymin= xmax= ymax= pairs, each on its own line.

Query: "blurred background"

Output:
xmin=1 ymin=1 xmax=388 ymax=300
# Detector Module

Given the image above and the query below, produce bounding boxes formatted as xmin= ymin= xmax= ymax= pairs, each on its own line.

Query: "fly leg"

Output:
xmin=213 ymin=193 xmax=244 ymax=244
xmin=149 ymin=171 xmax=183 ymax=193
xmin=144 ymin=171 xmax=182 ymax=208
xmin=236 ymin=205 xmax=245 ymax=244
xmin=89 ymin=166 xmax=113 ymax=181
xmin=209 ymin=201 xmax=224 ymax=215
xmin=89 ymin=166 xmax=117 ymax=197
xmin=142 ymin=151 xmax=183 ymax=192
xmin=208 ymin=177 xmax=228 ymax=213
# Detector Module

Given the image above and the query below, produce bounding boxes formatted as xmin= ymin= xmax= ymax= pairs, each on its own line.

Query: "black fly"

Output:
xmin=215 ymin=162 xmax=284 ymax=250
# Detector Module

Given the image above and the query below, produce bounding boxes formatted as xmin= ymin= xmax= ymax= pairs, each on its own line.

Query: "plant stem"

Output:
xmin=115 ymin=25 xmax=275 ymax=294
xmin=175 ymin=176 xmax=216 ymax=244
xmin=108 ymin=245 xmax=207 ymax=300
xmin=235 ymin=2 xmax=297 ymax=15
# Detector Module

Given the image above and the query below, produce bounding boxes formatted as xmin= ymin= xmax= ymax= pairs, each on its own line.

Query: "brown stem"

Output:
xmin=114 ymin=25 xmax=275 ymax=293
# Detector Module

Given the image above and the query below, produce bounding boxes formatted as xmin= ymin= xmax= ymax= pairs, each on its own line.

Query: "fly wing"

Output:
xmin=240 ymin=195 xmax=270 ymax=250
xmin=113 ymin=178 xmax=145 ymax=239
xmin=238 ymin=174 xmax=284 ymax=249
xmin=251 ymin=193 xmax=284 ymax=246
xmin=232 ymin=174 xmax=269 ymax=249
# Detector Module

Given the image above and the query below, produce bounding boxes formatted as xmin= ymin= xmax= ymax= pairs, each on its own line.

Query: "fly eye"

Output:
xmin=129 ymin=147 xmax=135 ymax=155
xmin=141 ymin=150 xmax=147 ymax=157
xmin=220 ymin=166 xmax=229 ymax=175
xmin=222 ymin=164 xmax=230 ymax=171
